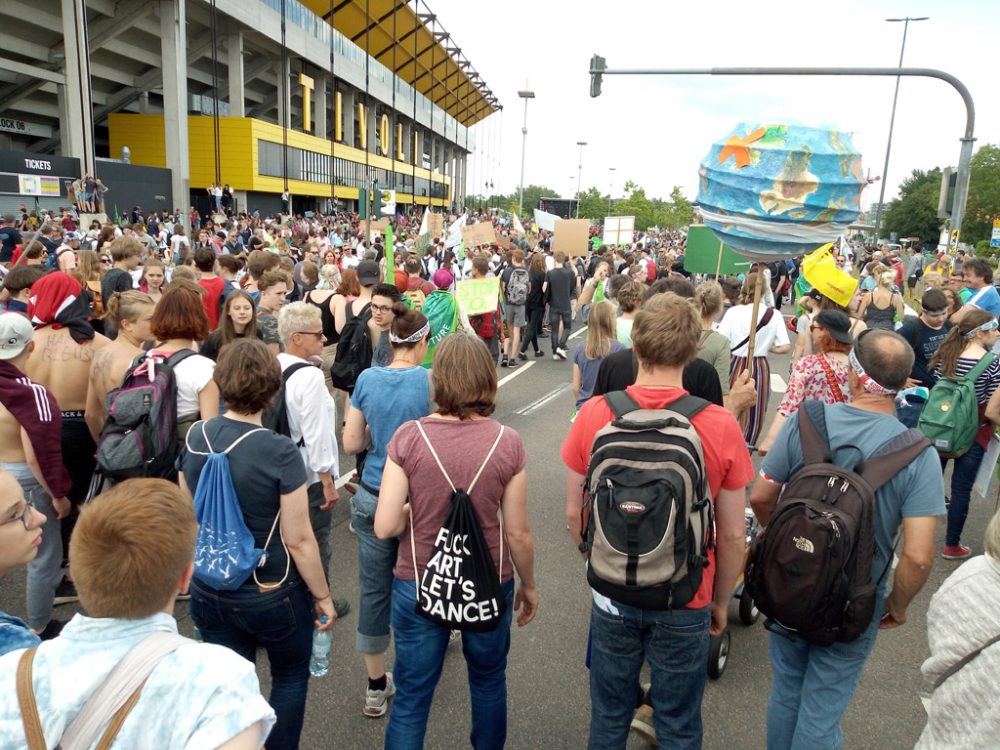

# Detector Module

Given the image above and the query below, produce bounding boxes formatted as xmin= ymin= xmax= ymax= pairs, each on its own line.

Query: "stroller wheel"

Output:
xmin=707 ymin=629 xmax=730 ymax=680
xmin=739 ymin=588 xmax=760 ymax=626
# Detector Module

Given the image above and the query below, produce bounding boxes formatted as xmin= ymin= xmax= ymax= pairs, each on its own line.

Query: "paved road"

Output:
xmin=1 ymin=321 xmax=993 ymax=749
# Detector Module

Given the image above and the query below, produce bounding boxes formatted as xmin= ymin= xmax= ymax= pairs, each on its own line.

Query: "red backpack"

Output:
xmin=470 ymin=305 xmax=499 ymax=339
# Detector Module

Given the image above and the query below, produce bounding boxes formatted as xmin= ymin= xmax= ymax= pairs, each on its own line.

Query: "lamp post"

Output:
xmin=575 ymin=141 xmax=587 ymax=218
xmin=608 ymin=167 xmax=616 ymax=213
xmin=873 ymin=16 xmax=929 ymax=244
xmin=517 ymin=89 xmax=535 ymax=216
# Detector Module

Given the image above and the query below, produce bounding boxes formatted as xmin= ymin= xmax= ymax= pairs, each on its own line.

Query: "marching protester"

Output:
xmin=343 ymin=303 xmax=431 ymax=718
xmin=750 ymin=329 xmax=943 ymax=749
xmin=376 ymin=331 xmax=537 ymax=748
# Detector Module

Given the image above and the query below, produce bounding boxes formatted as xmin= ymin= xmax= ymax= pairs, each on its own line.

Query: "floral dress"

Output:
xmin=777 ymin=353 xmax=850 ymax=417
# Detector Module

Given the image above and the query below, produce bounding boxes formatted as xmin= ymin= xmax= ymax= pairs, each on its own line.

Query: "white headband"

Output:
xmin=389 ymin=321 xmax=430 ymax=345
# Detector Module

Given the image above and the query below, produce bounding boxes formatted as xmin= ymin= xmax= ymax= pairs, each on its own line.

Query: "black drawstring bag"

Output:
xmin=409 ymin=423 xmax=507 ymax=633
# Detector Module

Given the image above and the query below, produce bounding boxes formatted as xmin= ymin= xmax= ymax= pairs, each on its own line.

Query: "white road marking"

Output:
xmin=498 ymin=359 xmax=536 ymax=386
xmin=515 ymin=383 xmax=570 ymax=416
xmin=335 ymin=473 xmax=354 ymax=489
xmin=770 ymin=373 xmax=788 ymax=393
xmin=568 ymin=325 xmax=588 ymax=340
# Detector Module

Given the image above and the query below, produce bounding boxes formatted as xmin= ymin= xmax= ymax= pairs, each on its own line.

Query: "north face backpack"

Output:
xmin=186 ymin=423 xmax=284 ymax=591
xmin=330 ymin=300 xmax=373 ymax=392
xmin=96 ymin=349 xmax=195 ymax=480
xmin=745 ymin=401 xmax=931 ymax=645
xmin=504 ymin=268 xmax=529 ymax=306
xmin=261 ymin=361 xmax=313 ymax=443
xmin=581 ymin=391 xmax=713 ymax=610
xmin=409 ymin=422 xmax=507 ymax=632
xmin=918 ymin=352 xmax=995 ymax=456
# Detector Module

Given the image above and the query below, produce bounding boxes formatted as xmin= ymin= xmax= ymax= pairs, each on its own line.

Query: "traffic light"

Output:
xmin=358 ymin=189 xmax=368 ymax=219
xmin=371 ymin=188 xmax=382 ymax=218
xmin=590 ymin=54 xmax=607 ymax=98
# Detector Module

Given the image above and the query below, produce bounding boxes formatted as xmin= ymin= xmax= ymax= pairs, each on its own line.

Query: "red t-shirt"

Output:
xmin=198 ymin=276 xmax=226 ymax=330
xmin=561 ymin=385 xmax=754 ymax=609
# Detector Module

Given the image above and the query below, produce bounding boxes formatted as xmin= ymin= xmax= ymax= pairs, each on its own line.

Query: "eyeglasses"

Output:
xmin=295 ymin=330 xmax=324 ymax=340
xmin=371 ymin=304 xmax=393 ymax=313
xmin=2 ymin=500 xmax=33 ymax=530
xmin=100 ymin=257 xmax=111 ymax=263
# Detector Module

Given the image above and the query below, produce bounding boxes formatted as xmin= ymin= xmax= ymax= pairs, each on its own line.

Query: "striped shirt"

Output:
xmin=935 ymin=355 xmax=1000 ymax=403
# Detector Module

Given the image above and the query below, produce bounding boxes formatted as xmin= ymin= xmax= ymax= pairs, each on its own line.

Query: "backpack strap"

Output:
xmin=16 ymin=649 xmax=46 ymax=750
xmin=184 ymin=421 xmax=268 ymax=457
xmin=859 ymin=428 xmax=932 ymax=491
xmin=798 ymin=400 xmax=832 ymax=466
xmin=730 ymin=307 xmax=775 ymax=353
xmin=282 ymin=361 xmax=313 ymax=385
xmin=604 ymin=390 xmax=641 ymax=420
xmin=932 ymin=631 xmax=1000 ymax=692
xmin=668 ymin=395 xmax=711 ymax=422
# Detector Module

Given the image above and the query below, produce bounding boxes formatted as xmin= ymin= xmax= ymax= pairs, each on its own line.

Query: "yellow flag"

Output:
xmin=801 ymin=243 xmax=858 ymax=308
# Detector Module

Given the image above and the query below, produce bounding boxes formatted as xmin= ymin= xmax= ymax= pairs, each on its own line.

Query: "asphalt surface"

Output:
xmin=1 ymin=317 xmax=994 ymax=749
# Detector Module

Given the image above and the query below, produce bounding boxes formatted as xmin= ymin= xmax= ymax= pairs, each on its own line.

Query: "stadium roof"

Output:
xmin=302 ymin=0 xmax=500 ymax=126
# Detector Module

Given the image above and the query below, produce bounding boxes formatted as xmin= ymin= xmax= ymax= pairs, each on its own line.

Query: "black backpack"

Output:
xmin=261 ymin=362 xmax=313 ymax=443
xmin=581 ymin=391 xmax=713 ymax=610
xmin=330 ymin=300 xmax=373 ymax=392
xmin=745 ymin=401 xmax=931 ymax=645
xmin=409 ymin=421 xmax=508 ymax=632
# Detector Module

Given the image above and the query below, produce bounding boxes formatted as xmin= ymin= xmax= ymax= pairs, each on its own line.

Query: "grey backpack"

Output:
xmin=581 ymin=391 xmax=713 ymax=610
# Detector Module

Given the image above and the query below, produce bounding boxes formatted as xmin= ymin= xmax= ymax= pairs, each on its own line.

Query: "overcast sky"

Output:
xmin=429 ymin=0 xmax=998 ymax=213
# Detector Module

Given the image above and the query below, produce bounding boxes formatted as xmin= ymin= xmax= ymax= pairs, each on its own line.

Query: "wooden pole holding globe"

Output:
xmin=739 ymin=270 xmax=765 ymax=430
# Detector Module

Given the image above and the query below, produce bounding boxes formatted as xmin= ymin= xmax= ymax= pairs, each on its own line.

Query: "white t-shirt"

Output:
xmin=173 ymin=353 xmax=216 ymax=419
xmin=717 ymin=303 xmax=790 ymax=357
xmin=170 ymin=235 xmax=190 ymax=257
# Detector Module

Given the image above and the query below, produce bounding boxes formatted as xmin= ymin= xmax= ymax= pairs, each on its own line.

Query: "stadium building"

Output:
xmin=0 ymin=0 xmax=498 ymax=218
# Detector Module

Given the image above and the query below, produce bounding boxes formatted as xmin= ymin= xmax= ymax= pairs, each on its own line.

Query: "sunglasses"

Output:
xmin=100 ymin=257 xmax=112 ymax=263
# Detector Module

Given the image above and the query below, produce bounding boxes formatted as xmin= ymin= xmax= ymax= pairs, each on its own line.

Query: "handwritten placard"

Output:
xmin=427 ymin=213 xmax=444 ymax=238
xmin=461 ymin=222 xmax=497 ymax=248
xmin=455 ymin=277 xmax=500 ymax=316
xmin=553 ymin=219 xmax=591 ymax=257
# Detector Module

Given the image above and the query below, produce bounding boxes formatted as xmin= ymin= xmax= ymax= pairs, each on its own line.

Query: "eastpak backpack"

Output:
xmin=581 ymin=391 xmax=713 ymax=610
xmin=745 ymin=401 xmax=931 ymax=645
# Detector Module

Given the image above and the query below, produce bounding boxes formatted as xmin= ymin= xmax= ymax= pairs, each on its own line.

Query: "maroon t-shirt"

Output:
xmin=388 ymin=416 xmax=526 ymax=583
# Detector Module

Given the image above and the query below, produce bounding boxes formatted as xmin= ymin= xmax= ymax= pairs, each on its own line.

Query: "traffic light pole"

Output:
xmin=588 ymin=61 xmax=976 ymax=244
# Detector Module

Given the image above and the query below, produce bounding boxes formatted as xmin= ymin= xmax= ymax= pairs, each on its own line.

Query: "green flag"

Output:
xmin=384 ymin=223 xmax=394 ymax=283
xmin=420 ymin=291 xmax=459 ymax=368
xmin=113 ymin=204 xmax=120 ymax=226
xmin=456 ymin=242 xmax=466 ymax=261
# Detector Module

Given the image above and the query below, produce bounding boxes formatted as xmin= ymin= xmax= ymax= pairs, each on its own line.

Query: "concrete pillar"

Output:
xmin=341 ymin=89 xmax=355 ymax=146
xmin=275 ymin=57 xmax=291 ymax=129
xmin=459 ymin=153 xmax=467 ymax=212
xmin=226 ymin=30 xmax=244 ymax=117
xmin=138 ymin=92 xmax=151 ymax=114
xmin=429 ymin=135 xmax=436 ymax=174
xmin=313 ymin=74 xmax=327 ymax=140
xmin=366 ymin=104 xmax=377 ymax=158
xmin=160 ymin=0 xmax=189 ymax=226
xmin=60 ymin=0 xmax=95 ymax=172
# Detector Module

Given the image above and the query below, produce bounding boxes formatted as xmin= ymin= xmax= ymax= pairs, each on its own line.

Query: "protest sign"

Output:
xmin=428 ymin=213 xmax=444 ymax=238
xmin=603 ymin=216 xmax=635 ymax=246
xmin=461 ymin=222 xmax=497 ymax=248
xmin=533 ymin=209 xmax=559 ymax=232
xmin=455 ymin=277 xmax=500 ymax=316
xmin=683 ymin=225 xmax=752 ymax=276
xmin=552 ymin=219 xmax=591 ymax=257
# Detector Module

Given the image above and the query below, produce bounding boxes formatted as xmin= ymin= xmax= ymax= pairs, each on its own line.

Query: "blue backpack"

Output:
xmin=185 ymin=423 xmax=284 ymax=591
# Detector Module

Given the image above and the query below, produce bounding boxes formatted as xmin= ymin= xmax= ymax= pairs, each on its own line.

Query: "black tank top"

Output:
xmin=304 ymin=291 xmax=339 ymax=345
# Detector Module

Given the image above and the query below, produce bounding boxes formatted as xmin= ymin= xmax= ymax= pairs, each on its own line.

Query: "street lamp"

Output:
xmin=873 ymin=16 xmax=929 ymax=244
xmin=575 ymin=141 xmax=587 ymax=218
xmin=608 ymin=167 xmax=616 ymax=213
xmin=517 ymin=89 xmax=535 ymax=216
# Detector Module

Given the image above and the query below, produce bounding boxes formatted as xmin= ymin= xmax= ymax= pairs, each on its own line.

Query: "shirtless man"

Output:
xmin=0 ymin=314 xmax=72 ymax=639
xmin=85 ymin=290 xmax=154 ymax=441
xmin=24 ymin=272 xmax=108 ymax=595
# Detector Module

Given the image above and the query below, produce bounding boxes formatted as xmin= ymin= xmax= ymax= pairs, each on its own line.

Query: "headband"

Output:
xmin=848 ymin=348 xmax=897 ymax=396
xmin=389 ymin=321 xmax=430 ymax=345
xmin=965 ymin=319 xmax=999 ymax=340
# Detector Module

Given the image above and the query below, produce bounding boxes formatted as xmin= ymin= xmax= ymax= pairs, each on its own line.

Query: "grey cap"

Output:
xmin=356 ymin=259 xmax=380 ymax=285
xmin=0 ymin=313 xmax=33 ymax=360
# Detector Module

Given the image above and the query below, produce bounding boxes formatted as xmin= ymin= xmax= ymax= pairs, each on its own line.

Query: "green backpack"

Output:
xmin=918 ymin=352 xmax=995 ymax=456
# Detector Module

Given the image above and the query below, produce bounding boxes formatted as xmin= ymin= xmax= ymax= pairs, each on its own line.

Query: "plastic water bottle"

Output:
xmin=309 ymin=617 xmax=331 ymax=677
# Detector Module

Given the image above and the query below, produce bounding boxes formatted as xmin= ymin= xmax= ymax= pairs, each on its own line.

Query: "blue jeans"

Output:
xmin=351 ymin=484 xmax=398 ymax=653
xmin=386 ymin=578 xmax=515 ymax=750
xmin=190 ymin=578 xmax=313 ymax=750
xmin=587 ymin=600 xmax=710 ymax=750
xmin=766 ymin=598 xmax=882 ymax=750
xmin=946 ymin=441 xmax=986 ymax=546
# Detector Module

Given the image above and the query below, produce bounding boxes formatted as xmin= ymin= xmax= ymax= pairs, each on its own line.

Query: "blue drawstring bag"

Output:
xmin=186 ymin=423 xmax=282 ymax=591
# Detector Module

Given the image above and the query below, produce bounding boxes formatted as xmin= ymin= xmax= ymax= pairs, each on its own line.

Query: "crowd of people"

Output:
xmin=0 ymin=199 xmax=997 ymax=749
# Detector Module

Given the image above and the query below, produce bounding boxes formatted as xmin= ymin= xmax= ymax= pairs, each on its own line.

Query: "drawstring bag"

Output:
xmin=186 ymin=423 xmax=288 ymax=591
xmin=410 ymin=422 xmax=507 ymax=633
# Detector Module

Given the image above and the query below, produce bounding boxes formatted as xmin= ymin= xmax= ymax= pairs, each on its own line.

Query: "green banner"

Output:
xmin=420 ymin=291 xmax=459 ymax=368
xmin=683 ymin=225 xmax=752 ymax=276
xmin=384 ymin=224 xmax=394 ymax=283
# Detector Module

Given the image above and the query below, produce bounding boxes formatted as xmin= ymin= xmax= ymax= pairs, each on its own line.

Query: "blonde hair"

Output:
xmin=878 ymin=270 xmax=897 ymax=288
xmin=633 ymin=292 xmax=700 ymax=368
xmin=105 ymin=290 xmax=154 ymax=329
xmin=277 ymin=301 xmax=321 ymax=344
xmin=70 ymin=479 xmax=197 ymax=619
xmin=584 ymin=301 xmax=618 ymax=360
xmin=694 ymin=281 xmax=724 ymax=321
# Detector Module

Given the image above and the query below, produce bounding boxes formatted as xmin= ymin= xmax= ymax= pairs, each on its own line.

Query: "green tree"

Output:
xmin=883 ymin=168 xmax=943 ymax=243
xmin=612 ymin=181 xmax=657 ymax=230
xmin=577 ymin=186 xmax=609 ymax=221
xmin=516 ymin=184 xmax=559 ymax=216
xmin=964 ymin=144 xmax=1000 ymax=245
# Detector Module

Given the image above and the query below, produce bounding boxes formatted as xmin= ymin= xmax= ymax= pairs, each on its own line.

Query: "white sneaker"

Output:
xmin=556 ymin=348 xmax=568 ymax=360
xmin=363 ymin=672 xmax=396 ymax=718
